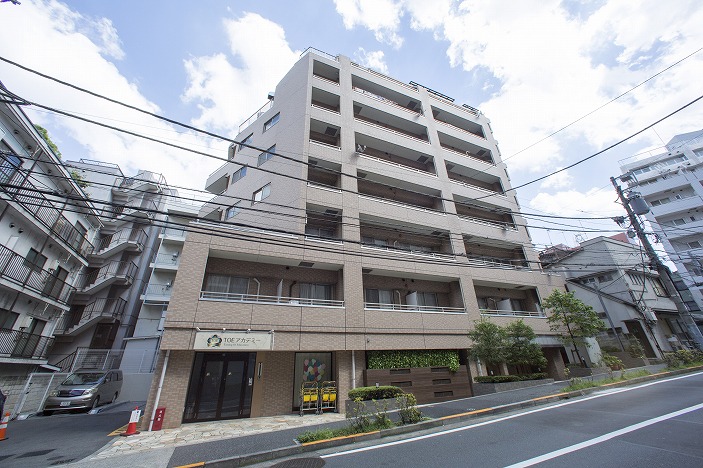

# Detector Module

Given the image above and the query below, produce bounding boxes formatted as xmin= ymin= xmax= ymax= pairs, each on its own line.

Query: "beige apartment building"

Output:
xmin=144 ymin=49 xmax=565 ymax=429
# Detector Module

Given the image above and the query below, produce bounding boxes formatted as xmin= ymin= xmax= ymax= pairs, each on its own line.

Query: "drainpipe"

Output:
xmin=148 ymin=349 xmax=170 ymax=431
xmin=351 ymin=350 xmax=356 ymax=389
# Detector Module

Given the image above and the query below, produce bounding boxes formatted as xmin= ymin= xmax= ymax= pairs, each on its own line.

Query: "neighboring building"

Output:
xmin=144 ymin=49 xmax=565 ymax=429
xmin=543 ymin=235 xmax=692 ymax=358
xmin=620 ymin=131 xmax=703 ymax=314
xmin=0 ymin=103 xmax=101 ymax=411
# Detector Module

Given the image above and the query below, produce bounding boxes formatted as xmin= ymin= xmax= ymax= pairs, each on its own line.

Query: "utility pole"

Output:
xmin=611 ymin=176 xmax=703 ymax=350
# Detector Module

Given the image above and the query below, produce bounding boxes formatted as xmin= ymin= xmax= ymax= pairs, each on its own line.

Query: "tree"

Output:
xmin=468 ymin=319 xmax=507 ymax=367
xmin=34 ymin=124 xmax=61 ymax=158
xmin=543 ymin=290 xmax=606 ymax=366
xmin=504 ymin=320 xmax=547 ymax=369
xmin=70 ymin=170 xmax=90 ymax=189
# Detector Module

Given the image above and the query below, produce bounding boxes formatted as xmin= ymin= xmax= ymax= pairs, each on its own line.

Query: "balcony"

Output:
xmin=91 ymin=228 xmax=147 ymax=259
xmin=360 ymin=219 xmax=453 ymax=260
xmin=55 ymin=297 xmax=127 ymax=335
xmin=475 ymin=283 xmax=544 ymax=318
xmin=310 ymin=119 xmax=341 ymax=149
xmin=161 ymin=226 xmax=187 ymax=241
xmin=658 ymin=218 xmax=703 ymax=240
xmin=151 ymin=252 xmax=181 ymax=270
xmin=204 ymin=162 xmax=230 ymax=194
xmin=438 ymin=131 xmax=494 ymax=165
xmin=312 ymin=59 xmax=340 ymax=85
xmin=431 ymin=106 xmax=485 ymax=139
xmin=102 ymin=197 xmax=159 ymax=223
xmin=363 ymin=275 xmax=465 ymax=313
xmin=355 ymin=133 xmax=435 ymax=176
xmin=464 ymin=238 xmax=529 ymax=270
xmin=77 ymin=260 xmax=137 ymax=294
xmin=305 ymin=206 xmax=342 ymax=242
xmin=358 ymin=176 xmax=443 ymax=213
xmin=311 ymin=87 xmax=340 ymax=113
xmin=141 ymin=283 xmax=172 ymax=303
xmin=114 ymin=170 xmax=166 ymax=193
xmin=649 ymin=195 xmax=701 ymax=216
xmin=200 ymin=291 xmax=343 ymax=308
xmin=0 ymin=328 xmax=53 ymax=360
xmin=0 ymin=244 xmax=76 ymax=305
xmin=447 ymin=163 xmax=504 ymax=196
xmin=307 ymin=159 xmax=341 ymax=191
xmin=350 ymin=61 xmax=418 ymax=92
xmin=0 ymin=154 xmax=94 ymax=258
xmin=352 ymin=74 xmax=422 ymax=115
xmin=455 ymin=196 xmax=516 ymax=231
xmin=354 ymin=103 xmax=429 ymax=143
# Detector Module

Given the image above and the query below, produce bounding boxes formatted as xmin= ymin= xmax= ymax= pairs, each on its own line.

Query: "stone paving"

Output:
xmin=88 ymin=413 xmax=346 ymax=460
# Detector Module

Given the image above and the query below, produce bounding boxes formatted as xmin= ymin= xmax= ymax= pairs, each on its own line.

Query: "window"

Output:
xmin=361 ymin=236 xmax=388 ymax=248
xmin=24 ymin=248 xmax=47 ymax=270
xmin=238 ymin=133 xmax=253 ymax=151
xmin=597 ymin=274 xmax=613 ymax=283
xmin=252 ymin=184 xmax=271 ymax=203
xmin=687 ymin=241 xmax=702 ymax=249
xmin=581 ymin=277 xmax=597 ymax=286
xmin=299 ymin=283 xmax=333 ymax=301
xmin=257 ymin=145 xmax=276 ymax=166
xmin=263 ymin=113 xmax=280 ymax=132
xmin=305 ymin=226 xmax=335 ymax=239
xmin=0 ymin=309 xmax=19 ymax=329
xmin=627 ymin=273 xmax=645 ymax=286
xmin=417 ymin=292 xmax=438 ymax=307
xmin=509 ymin=298 xmax=525 ymax=311
xmin=225 ymin=202 xmax=241 ymax=219
xmin=203 ymin=274 xmax=249 ymax=295
xmin=650 ymin=278 xmax=667 ymax=297
xmin=365 ymin=288 xmax=393 ymax=304
xmin=231 ymin=167 xmax=247 ymax=184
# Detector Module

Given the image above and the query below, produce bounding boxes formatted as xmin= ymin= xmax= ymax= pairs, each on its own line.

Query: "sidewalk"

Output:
xmin=68 ymin=364 xmax=674 ymax=468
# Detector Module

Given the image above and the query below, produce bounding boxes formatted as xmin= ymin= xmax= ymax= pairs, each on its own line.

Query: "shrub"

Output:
xmin=627 ymin=337 xmax=646 ymax=359
xmin=600 ymin=353 xmax=625 ymax=371
xmin=599 ymin=345 xmax=620 ymax=353
xmin=348 ymin=386 xmax=404 ymax=401
xmin=297 ymin=428 xmax=336 ymax=443
xmin=473 ymin=373 xmax=546 ymax=383
xmin=397 ymin=393 xmax=422 ymax=425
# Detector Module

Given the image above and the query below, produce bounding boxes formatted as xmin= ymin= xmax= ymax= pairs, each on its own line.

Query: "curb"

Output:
xmin=200 ymin=365 xmax=703 ymax=467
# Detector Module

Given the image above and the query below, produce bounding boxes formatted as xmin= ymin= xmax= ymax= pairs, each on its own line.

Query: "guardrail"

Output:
xmin=361 ymin=243 xmax=455 ymax=260
xmin=200 ymin=291 xmax=344 ymax=308
xmin=480 ymin=308 xmax=545 ymax=318
xmin=466 ymin=255 xmax=529 ymax=269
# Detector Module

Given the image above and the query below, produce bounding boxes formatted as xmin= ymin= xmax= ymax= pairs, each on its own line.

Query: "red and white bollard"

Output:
xmin=120 ymin=407 xmax=141 ymax=437
xmin=0 ymin=412 xmax=10 ymax=441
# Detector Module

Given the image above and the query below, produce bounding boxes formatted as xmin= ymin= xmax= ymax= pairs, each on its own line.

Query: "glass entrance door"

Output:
xmin=184 ymin=352 xmax=255 ymax=423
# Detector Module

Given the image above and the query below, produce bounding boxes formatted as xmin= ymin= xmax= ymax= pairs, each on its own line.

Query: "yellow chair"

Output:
xmin=319 ymin=381 xmax=337 ymax=412
xmin=299 ymin=381 xmax=319 ymax=416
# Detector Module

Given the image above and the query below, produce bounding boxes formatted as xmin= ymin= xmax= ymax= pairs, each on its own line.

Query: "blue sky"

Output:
xmin=1 ymin=0 xmax=702 ymax=251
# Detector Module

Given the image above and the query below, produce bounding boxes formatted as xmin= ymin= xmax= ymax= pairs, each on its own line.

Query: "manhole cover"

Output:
xmin=271 ymin=457 xmax=325 ymax=468
xmin=17 ymin=449 xmax=55 ymax=458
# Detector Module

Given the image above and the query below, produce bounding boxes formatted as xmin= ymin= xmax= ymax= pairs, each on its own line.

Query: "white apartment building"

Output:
xmin=144 ymin=49 xmax=565 ymax=429
xmin=620 ymin=131 xmax=703 ymax=315
xmin=0 ymin=102 xmax=101 ymax=410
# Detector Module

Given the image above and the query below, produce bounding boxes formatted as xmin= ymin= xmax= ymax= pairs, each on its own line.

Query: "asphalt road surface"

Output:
xmin=315 ymin=371 xmax=703 ymax=468
xmin=0 ymin=404 xmax=136 ymax=467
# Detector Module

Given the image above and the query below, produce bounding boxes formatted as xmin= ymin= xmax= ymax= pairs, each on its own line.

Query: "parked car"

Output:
xmin=43 ymin=369 xmax=122 ymax=415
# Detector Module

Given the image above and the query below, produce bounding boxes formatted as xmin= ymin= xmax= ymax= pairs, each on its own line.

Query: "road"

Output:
xmin=0 ymin=404 xmax=136 ymax=467
xmin=314 ymin=371 xmax=703 ymax=468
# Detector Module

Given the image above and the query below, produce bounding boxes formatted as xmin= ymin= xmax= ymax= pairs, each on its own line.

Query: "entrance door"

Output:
xmin=183 ymin=352 xmax=255 ymax=423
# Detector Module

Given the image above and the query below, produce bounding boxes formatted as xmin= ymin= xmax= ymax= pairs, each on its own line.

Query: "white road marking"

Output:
xmin=321 ymin=371 xmax=703 ymax=459
xmin=504 ymin=402 xmax=703 ymax=468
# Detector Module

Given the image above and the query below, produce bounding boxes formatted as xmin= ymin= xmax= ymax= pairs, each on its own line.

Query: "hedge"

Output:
xmin=473 ymin=373 xmax=547 ymax=383
xmin=366 ymin=350 xmax=460 ymax=372
xmin=348 ymin=386 xmax=405 ymax=401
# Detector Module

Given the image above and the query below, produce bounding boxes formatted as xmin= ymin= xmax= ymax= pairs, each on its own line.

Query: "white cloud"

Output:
xmin=0 ymin=0 xmax=221 ymax=195
xmin=354 ymin=48 xmax=389 ymax=74
xmin=182 ymin=13 xmax=300 ymax=135
xmin=539 ymin=169 xmax=573 ymax=189
xmin=333 ymin=0 xmax=405 ymax=48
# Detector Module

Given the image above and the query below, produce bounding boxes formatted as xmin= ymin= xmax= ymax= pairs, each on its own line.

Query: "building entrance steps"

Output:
xmin=71 ymin=363 xmax=675 ymax=467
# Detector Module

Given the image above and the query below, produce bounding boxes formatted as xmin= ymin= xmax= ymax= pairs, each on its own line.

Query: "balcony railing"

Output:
xmin=361 ymin=244 xmax=455 ymax=260
xmin=162 ymin=227 xmax=187 ymax=238
xmin=364 ymin=303 xmax=465 ymax=314
xmin=94 ymin=228 xmax=147 ymax=253
xmin=0 ymin=328 xmax=53 ymax=360
xmin=143 ymin=283 xmax=173 ymax=298
xmin=238 ymin=99 xmax=274 ymax=133
xmin=79 ymin=260 xmax=137 ymax=290
xmin=152 ymin=252 xmax=180 ymax=267
xmin=352 ymin=86 xmax=421 ymax=115
xmin=359 ymin=194 xmax=444 ymax=214
xmin=355 ymin=114 xmax=429 ymax=143
xmin=55 ymin=297 xmax=127 ymax=334
xmin=466 ymin=255 xmax=529 ymax=270
xmin=480 ymin=308 xmax=545 ymax=318
xmin=0 ymin=244 xmax=76 ymax=304
xmin=458 ymin=214 xmax=517 ymax=231
xmin=200 ymin=291 xmax=344 ymax=308
xmin=0 ymin=154 xmax=94 ymax=257
xmin=115 ymin=170 xmax=166 ymax=191
xmin=350 ymin=61 xmax=418 ymax=91
xmin=440 ymin=144 xmax=494 ymax=165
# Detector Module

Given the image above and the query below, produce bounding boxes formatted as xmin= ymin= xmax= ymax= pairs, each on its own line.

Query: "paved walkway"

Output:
xmin=68 ymin=364 xmax=669 ymax=467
